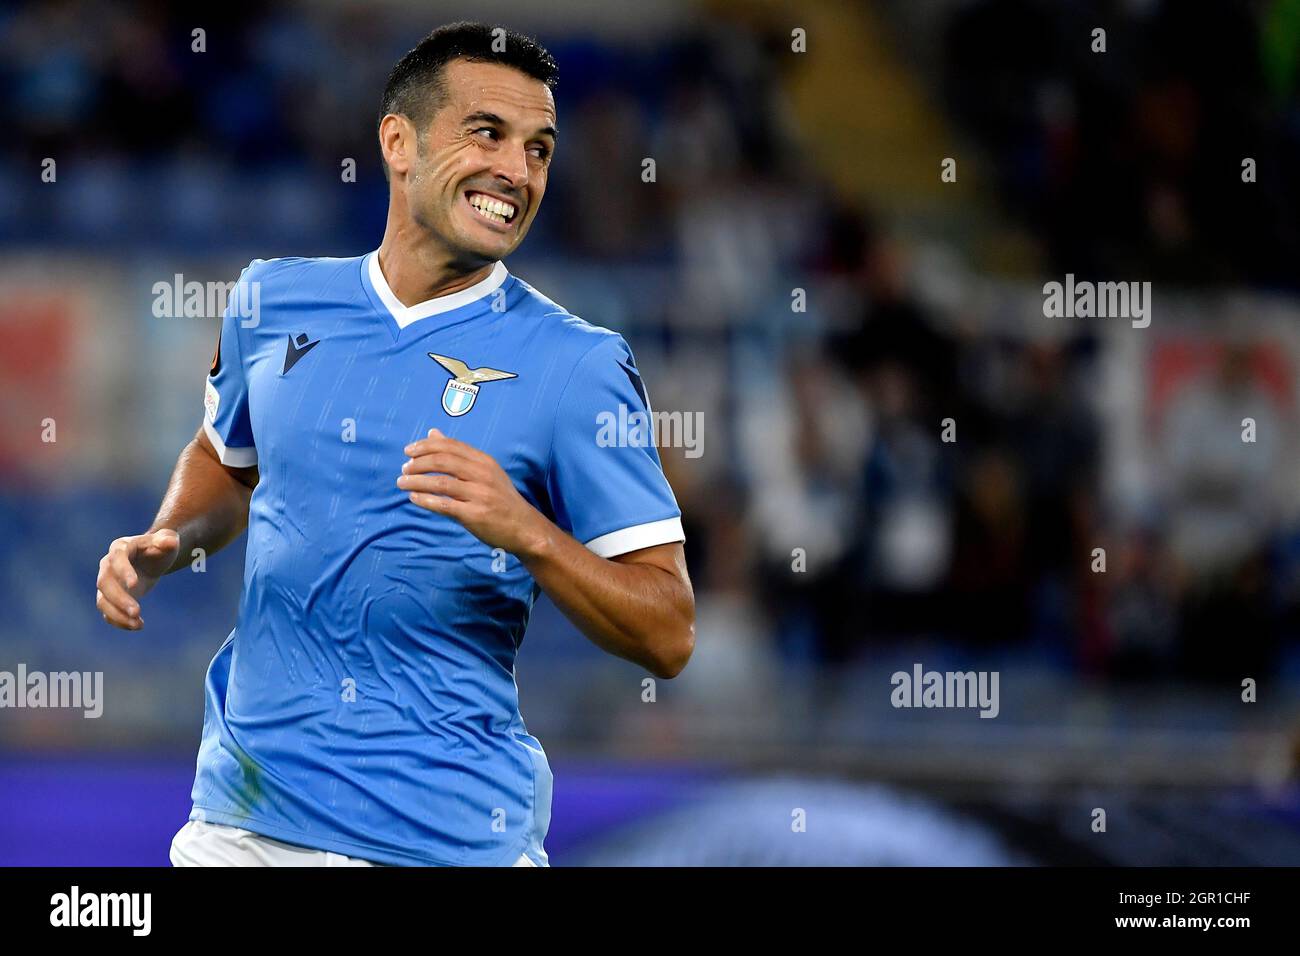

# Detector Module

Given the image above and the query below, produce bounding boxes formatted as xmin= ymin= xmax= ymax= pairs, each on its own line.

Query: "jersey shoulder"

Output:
xmin=230 ymin=254 xmax=367 ymax=330
xmin=238 ymin=254 xmax=365 ymax=292
xmin=508 ymin=274 xmax=631 ymax=366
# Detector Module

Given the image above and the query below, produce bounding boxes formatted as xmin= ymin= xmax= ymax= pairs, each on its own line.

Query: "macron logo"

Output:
xmin=282 ymin=332 xmax=320 ymax=374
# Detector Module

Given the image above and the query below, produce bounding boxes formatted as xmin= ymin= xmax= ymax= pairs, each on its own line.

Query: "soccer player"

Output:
xmin=93 ymin=22 xmax=694 ymax=867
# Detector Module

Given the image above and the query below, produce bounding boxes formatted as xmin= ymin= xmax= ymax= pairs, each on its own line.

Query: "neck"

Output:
xmin=377 ymin=213 xmax=496 ymax=307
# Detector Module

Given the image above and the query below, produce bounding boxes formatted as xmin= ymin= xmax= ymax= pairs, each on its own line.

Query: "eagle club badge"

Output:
xmin=428 ymin=353 xmax=517 ymax=417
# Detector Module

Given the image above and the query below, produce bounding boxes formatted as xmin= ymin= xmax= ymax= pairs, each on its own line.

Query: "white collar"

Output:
xmin=368 ymin=251 xmax=508 ymax=329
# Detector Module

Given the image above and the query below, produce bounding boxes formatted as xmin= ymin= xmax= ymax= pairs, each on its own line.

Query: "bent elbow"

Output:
xmin=650 ymin=619 xmax=695 ymax=680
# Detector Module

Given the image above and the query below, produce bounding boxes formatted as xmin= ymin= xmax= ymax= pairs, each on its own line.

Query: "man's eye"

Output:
xmin=527 ymin=146 xmax=550 ymax=160
xmin=473 ymin=127 xmax=498 ymax=140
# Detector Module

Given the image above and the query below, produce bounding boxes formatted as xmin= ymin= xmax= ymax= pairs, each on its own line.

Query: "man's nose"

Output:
xmin=491 ymin=143 xmax=530 ymax=190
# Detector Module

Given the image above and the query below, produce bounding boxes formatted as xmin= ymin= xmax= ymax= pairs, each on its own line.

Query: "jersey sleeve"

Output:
xmin=201 ymin=261 xmax=259 ymax=467
xmin=547 ymin=334 xmax=684 ymax=558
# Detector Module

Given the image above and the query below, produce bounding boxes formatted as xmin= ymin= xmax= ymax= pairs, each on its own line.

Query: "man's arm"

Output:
xmin=94 ymin=426 xmax=257 ymax=630
xmin=521 ymin=536 xmax=694 ymax=680
xmin=399 ymin=429 xmax=695 ymax=678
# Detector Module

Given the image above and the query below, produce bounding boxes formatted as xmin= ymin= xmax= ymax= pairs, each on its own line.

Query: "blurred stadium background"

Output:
xmin=4 ymin=0 xmax=1300 ymax=865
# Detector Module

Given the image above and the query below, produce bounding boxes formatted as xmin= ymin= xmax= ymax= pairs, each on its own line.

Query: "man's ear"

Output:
xmin=378 ymin=114 xmax=416 ymax=178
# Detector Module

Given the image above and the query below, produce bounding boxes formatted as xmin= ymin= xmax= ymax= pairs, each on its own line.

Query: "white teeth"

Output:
xmin=468 ymin=193 xmax=515 ymax=223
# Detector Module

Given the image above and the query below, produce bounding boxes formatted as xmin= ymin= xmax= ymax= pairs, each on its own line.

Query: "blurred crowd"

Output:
xmin=942 ymin=0 xmax=1300 ymax=287
xmin=3 ymin=0 xmax=1299 ymax=690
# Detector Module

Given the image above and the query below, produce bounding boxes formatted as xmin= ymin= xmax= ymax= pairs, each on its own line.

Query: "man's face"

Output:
xmin=393 ymin=59 xmax=556 ymax=266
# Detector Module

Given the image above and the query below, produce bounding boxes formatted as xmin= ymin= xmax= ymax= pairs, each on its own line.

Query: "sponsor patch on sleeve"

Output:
xmin=204 ymin=379 xmax=220 ymax=423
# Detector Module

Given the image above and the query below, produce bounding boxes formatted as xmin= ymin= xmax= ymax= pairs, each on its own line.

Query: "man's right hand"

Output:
xmin=95 ymin=530 xmax=181 ymax=630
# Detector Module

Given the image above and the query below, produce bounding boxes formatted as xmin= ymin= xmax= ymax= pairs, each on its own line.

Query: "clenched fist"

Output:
xmin=397 ymin=428 xmax=550 ymax=558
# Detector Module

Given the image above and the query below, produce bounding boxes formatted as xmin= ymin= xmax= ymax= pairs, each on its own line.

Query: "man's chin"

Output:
xmin=457 ymin=246 xmax=510 ymax=269
xmin=454 ymin=231 xmax=520 ymax=265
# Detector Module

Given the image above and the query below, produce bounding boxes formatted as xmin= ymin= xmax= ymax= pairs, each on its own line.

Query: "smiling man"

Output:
xmin=93 ymin=22 xmax=694 ymax=867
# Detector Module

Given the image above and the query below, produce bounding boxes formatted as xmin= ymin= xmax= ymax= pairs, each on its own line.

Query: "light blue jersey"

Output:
xmin=190 ymin=252 xmax=683 ymax=866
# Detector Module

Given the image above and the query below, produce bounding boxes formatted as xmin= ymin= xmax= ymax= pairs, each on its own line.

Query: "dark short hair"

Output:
xmin=379 ymin=21 xmax=558 ymax=176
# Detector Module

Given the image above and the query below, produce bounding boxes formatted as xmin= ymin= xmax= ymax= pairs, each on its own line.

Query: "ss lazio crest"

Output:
xmin=428 ymin=353 xmax=517 ymax=417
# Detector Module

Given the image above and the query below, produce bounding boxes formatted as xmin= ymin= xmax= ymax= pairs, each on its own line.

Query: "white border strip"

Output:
xmin=368 ymin=251 xmax=508 ymax=328
xmin=585 ymin=517 xmax=684 ymax=558
xmin=203 ymin=418 xmax=258 ymax=467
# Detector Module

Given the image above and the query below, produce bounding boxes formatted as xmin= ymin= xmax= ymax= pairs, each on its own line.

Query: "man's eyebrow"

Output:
xmin=462 ymin=111 xmax=558 ymax=141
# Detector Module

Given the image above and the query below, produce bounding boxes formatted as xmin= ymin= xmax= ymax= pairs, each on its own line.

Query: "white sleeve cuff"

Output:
xmin=585 ymin=517 xmax=684 ymax=558
xmin=203 ymin=418 xmax=258 ymax=467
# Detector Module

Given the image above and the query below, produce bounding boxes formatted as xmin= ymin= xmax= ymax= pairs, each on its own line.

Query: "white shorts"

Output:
xmin=169 ymin=820 xmax=538 ymax=867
